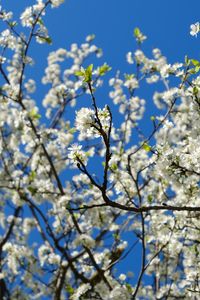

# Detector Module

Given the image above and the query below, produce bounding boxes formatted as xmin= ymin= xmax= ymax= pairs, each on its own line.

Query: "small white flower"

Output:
xmin=68 ymin=144 xmax=88 ymax=165
xmin=24 ymin=79 xmax=36 ymax=93
xmin=50 ymin=0 xmax=64 ymax=7
xmin=126 ymin=52 xmax=134 ymax=64
xmin=74 ymin=234 xmax=95 ymax=248
xmin=119 ymin=273 xmax=126 ymax=281
xmin=0 ymin=56 xmax=6 ymax=64
xmin=86 ymin=34 xmax=95 ymax=42
xmin=75 ymin=108 xmax=95 ymax=133
xmin=190 ymin=22 xmax=200 ymax=37
xmin=71 ymin=283 xmax=91 ymax=300
xmin=124 ymin=77 xmax=138 ymax=90
xmin=48 ymin=253 xmax=61 ymax=265
xmin=20 ymin=7 xmax=34 ymax=27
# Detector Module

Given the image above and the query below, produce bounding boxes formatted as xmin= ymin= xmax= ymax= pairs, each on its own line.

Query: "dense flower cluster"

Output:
xmin=0 ymin=1 xmax=200 ymax=299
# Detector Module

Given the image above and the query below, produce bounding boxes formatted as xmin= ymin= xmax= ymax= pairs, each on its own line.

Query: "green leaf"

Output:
xmin=98 ymin=63 xmax=112 ymax=76
xmin=9 ymin=21 xmax=17 ymax=28
xmin=142 ymin=143 xmax=151 ymax=152
xmin=113 ymin=233 xmax=120 ymax=240
xmin=110 ymin=163 xmax=118 ymax=171
xmin=37 ymin=18 xmax=44 ymax=26
xmin=195 ymin=66 xmax=200 ymax=73
xmin=147 ymin=195 xmax=153 ymax=203
xmin=74 ymin=213 xmax=79 ymax=219
xmin=44 ymin=37 xmax=52 ymax=45
xmin=189 ymin=66 xmax=200 ymax=74
xmin=28 ymin=171 xmax=36 ymax=182
xmin=84 ymin=64 xmax=93 ymax=82
xmin=134 ymin=27 xmax=141 ymax=38
xmin=89 ymin=183 xmax=93 ymax=189
xmin=126 ymin=283 xmax=133 ymax=293
xmin=185 ymin=55 xmax=190 ymax=66
xmin=76 ymin=64 xmax=94 ymax=83
xmin=74 ymin=70 xmax=84 ymax=76
xmin=86 ymin=64 xmax=93 ymax=74
xmin=194 ymin=245 xmax=199 ymax=255
xmin=68 ymin=128 xmax=77 ymax=134
xmin=193 ymin=86 xmax=199 ymax=95
xmin=189 ymin=68 xmax=196 ymax=74
xmin=191 ymin=59 xmax=200 ymax=66
xmin=133 ymin=27 xmax=146 ymax=44
xmin=39 ymin=36 xmax=52 ymax=45
xmin=66 ymin=284 xmax=74 ymax=295
xmin=124 ymin=73 xmax=134 ymax=80
xmin=28 ymin=186 xmax=37 ymax=196
xmin=29 ymin=109 xmax=41 ymax=120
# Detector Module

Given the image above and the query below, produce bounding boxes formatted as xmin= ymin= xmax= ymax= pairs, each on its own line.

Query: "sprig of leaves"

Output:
xmin=75 ymin=64 xmax=93 ymax=83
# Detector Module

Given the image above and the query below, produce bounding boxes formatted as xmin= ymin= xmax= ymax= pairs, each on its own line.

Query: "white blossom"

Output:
xmin=74 ymin=234 xmax=95 ymax=248
xmin=68 ymin=143 xmax=88 ymax=165
xmin=50 ymin=0 xmax=65 ymax=8
xmin=0 ymin=2 xmax=200 ymax=299
xmin=126 ymin=52 xmax=134 ymax=64
xmin=190 ymin=22 xmax=200 ymax=37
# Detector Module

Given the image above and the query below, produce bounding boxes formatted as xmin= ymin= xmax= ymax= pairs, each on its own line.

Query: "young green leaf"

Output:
xmin=191 ymin=59 xmax=200 ymax=66
xmin=83 ymin=64 xmax=93 ymax=82
xmin=98 ymin=63 xmax=111 ymax=76
xmin=134 ymin=27 xmax=141 ymax=38
xmin=74 ymin=70 xmax=84 ymax=76
xmin=142 ymin=143 xmax=151 ymax=152
xmin=39 ymin=36 xmax=52 ymax=45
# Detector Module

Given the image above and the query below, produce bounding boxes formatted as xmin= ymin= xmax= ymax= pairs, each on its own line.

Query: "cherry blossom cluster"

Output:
xmin=0 ymin=1 xmax=200 ymax=299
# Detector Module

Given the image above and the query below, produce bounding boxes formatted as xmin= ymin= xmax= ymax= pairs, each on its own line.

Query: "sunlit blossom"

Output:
xmin=190 ymin=22 xmax=200 ymax=37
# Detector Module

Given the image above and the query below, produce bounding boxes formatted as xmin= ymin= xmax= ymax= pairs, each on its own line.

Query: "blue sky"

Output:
xmin=56 ymin=0 xmax=200 ymax=63
xmin=4 ymin=0 xmax=200 ymax=72
xmin=4 ymin=0 xmax=200 ymax=129
xmin=2 ymin=0 xmax=200 ymax=294
xmin=48 ymin=0 xmax=200 ymax=62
